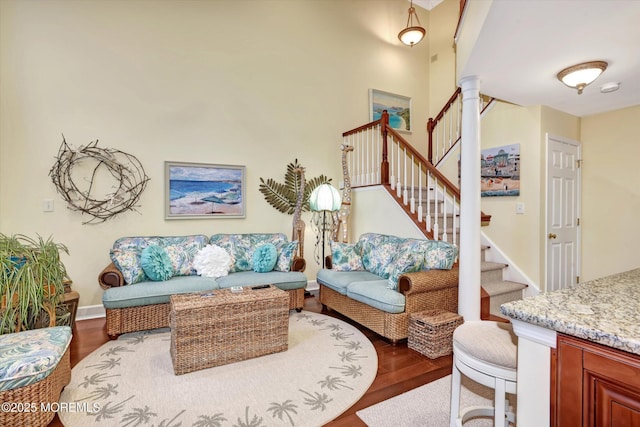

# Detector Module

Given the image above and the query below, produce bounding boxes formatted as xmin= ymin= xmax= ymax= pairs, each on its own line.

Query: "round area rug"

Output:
xmin=59 ymin=311 xmax=377 ymax=427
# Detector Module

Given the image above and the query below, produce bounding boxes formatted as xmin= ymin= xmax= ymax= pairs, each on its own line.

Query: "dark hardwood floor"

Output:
xmin=49 ymin=294 xmax=453 ymax=427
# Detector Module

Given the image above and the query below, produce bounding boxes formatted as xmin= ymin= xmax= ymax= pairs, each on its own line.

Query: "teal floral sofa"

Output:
xmin=317 ymin=233 xmax=459 ymax=343
xmin=99 ymin=233 xmax=306 ymax=338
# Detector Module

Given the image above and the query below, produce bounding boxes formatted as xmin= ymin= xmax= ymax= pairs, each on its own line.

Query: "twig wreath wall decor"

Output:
xmin=49 ymin=136 xmax=150 ymax=224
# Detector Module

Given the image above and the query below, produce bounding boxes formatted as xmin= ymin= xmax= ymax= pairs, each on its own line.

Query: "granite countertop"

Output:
xmin=501 ymin=268 xmax=640 ymax=355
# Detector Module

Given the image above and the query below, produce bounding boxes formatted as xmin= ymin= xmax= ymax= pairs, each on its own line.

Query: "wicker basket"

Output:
xmin=170 ymin=285 xmax=289 ymax=375
xmin=408 ymin=309 xmax=463 ymax=359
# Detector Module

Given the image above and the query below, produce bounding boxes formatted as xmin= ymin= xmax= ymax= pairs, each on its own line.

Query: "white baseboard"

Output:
xmin=305 ymin=280 xmax=319 ymax=292
xmin=77 ymin=304 xmax=105 ymax=321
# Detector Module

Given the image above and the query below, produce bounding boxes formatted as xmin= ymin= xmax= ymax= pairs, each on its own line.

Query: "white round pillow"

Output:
xmin=193 ymin=244 xmax=233 ymax=278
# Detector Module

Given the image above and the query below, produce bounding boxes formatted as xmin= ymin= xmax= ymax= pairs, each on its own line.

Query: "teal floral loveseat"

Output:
xmin=99 ymin=233 xmax=306 ymax=338
xmin=317 ymin=233 xmax=459 ymax=343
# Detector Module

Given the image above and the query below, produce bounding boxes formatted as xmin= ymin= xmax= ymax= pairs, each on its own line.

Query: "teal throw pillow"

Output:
xmin=253 ymin=243 xmax=278 ymax=273
xmin=140 ymin=245 xmax=173 ymax=281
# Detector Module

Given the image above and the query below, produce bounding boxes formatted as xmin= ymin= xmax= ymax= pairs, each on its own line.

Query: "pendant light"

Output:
xmin=398 ymin=0 xmax=425 ymax=47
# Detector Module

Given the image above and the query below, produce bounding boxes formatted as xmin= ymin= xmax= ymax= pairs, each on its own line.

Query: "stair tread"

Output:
xmin=482 ymin=280 xmax=528 ymax=296
xmin=481 ymin=261 xmax=508 ymax=272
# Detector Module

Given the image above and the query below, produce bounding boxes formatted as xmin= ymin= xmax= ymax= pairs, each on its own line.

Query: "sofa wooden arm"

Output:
xmin=324 ymin=255 xmax=333 ymax=270
xmin=291 ymin=256 xmax=306 ymax=272
xmin=398 ymin=267 xmax=459 ymax=295
xmin=98 ymin=262 xmax=125 ymax=290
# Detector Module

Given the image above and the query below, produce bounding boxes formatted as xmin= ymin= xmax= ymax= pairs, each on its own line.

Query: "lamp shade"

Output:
xmin=398 ymin=26 xmax=425 ymax=46
xmin=309 ymin=184 xmax=341 ymax=212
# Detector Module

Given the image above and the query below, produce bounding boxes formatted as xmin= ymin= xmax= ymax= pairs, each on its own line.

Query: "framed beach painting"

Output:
xmin=165 ymin=161 xmax=245 ymax=219
xmin=480 ymin=144 xmax=520 ymax=197
xmin=369 ymin=89 xmax=412 ymax=133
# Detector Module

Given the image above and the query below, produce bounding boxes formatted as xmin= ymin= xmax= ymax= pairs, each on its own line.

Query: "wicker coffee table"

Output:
xmin=169 ymin=285 xmax=289 ymax=375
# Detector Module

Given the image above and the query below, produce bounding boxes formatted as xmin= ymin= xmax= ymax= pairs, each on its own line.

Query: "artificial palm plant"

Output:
xmin=258 ymin=159 xmax=331 ymax=215
xmin=0 ymin=233 xmax=70 ymax=334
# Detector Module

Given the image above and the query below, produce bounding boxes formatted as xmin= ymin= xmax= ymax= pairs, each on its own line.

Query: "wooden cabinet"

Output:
xmin=552 ymin=334 xmax=640 ymax=427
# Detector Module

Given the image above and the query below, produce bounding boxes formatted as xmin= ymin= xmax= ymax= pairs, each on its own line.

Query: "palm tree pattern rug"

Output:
xmin=59 ymin=311 xmax=377 ymax=427
xmin=356 ymin=374 xmax=517 ymax=426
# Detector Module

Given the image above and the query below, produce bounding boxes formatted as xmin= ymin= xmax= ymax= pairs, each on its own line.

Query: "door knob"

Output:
xmin=548 ymin=233 xmax=557 ymax=239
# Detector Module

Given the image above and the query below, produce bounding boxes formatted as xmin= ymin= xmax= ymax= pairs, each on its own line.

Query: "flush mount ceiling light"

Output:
xmin=398 ymin=0 xmax=425 ymax=47
xmin=557 ymin=61 xmax=608 ymax=95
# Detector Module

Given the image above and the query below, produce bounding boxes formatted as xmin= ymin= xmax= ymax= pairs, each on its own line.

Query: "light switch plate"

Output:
xmin=43 ymin=199 xmax=54 ymax=212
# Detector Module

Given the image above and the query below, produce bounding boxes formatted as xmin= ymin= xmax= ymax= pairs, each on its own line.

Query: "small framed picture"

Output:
xmin=165 ymin=161 xmax=245 ymax=219
xmin=480 ymin=144 xmax=521 ymax=197
xmin=369 ymin=89 xmax=412 ymax=133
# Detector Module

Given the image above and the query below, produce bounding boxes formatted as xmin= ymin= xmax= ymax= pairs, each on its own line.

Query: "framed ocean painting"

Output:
xmin=369 ymin=89 xmax=412 ymax=133
xmin=165 ymin=162 xmax=245 ymax=219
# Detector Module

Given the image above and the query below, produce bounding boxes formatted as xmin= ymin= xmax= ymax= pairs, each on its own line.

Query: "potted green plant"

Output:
xmin=0 ymin=233 xmax=70 ymax=334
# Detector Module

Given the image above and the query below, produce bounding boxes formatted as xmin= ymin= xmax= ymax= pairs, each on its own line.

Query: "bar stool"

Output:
xmin=449 ymin=320 xmax=517 ymax=427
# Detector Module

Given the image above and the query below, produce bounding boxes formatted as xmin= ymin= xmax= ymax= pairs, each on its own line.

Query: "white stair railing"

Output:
xmin=342 ymin=115 xmax=460 ymax=245
xmin=344 ymin=121 xmax=382 ymax=187
xmin=428 ymin=88 xmax=493 ymax=167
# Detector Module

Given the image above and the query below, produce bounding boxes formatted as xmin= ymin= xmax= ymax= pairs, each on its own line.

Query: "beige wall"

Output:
xmin=481 ymin=102 xmax=640 ymax=292
xmin=580 ymin=105 xmax=640 ymax=281
xmin=480 ymin=103 xmax=545 ymax=286
xmin=351 ymin=187 xmax=427 ymax=241
xmin=0 ymin=0 xmax=431 ymax=308
xmin=428 ymin=0 xmax=458 ymax=118
xmin=427 ymin=102 xmax=582 ymax=292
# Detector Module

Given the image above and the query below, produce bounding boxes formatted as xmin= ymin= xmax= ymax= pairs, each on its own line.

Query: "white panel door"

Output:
xmin=546 ymin=135 xmax=581 ymax=292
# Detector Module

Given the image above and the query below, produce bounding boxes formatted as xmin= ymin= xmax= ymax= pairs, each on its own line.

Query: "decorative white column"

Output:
xmin=458 ymin=76 xmax=481 ymax=321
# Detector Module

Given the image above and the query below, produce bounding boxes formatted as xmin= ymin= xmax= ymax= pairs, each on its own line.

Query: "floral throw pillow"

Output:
xmin=140 ymin=245 xmax=173 ymax=282
xmin=386 ymin=246 xmax=427 ymax=290
xmin=162 ymin=235 xmax=209 ymax=276
xmin=209 ymin=234 xmax=288 ymax=273
xmin=358 ymin=233 xmax=404 ymax=279
xmin=423 ymin=240 xmax=458 ymax=270
xmin=111 ymin=235 xmax=208 ymax=284
xmin=330 ymin=241 xmax=364 ymax=271
xmin=274 ymin=241 xmax=299 ymax=272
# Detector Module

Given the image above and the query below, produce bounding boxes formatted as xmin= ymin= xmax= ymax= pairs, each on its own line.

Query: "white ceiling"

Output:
xmin=456 ymin=0 xmax=640 ymax=117
xmin=414 ymin=0 xmax=444 ymax=11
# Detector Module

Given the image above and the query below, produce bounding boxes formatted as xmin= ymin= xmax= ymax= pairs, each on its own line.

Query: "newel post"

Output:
xmin=427 ymin=117 xmax=435 ymax=164
xmin=381 ymin=110 xmax=389 ymax=185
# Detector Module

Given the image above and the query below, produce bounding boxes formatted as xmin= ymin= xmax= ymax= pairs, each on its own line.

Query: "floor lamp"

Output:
xmin=309 ymin=184 xmax=341 ymax=268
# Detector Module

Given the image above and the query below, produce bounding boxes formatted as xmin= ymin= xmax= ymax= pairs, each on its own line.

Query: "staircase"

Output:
xmin=480 ymin=246 xmax=528 ymax=320
xmin=342 ymin=88 xmax=529 ymax=319
xmin=389 ymin=186 xmax=527 ymax=320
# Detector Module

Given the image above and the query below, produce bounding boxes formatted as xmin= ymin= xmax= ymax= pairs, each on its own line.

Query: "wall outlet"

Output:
xmin=516 ymin=202 xmax=525 ymax=214
xmin=43 ymin=199 xmax=54 ymax=212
